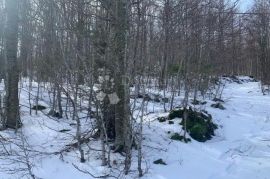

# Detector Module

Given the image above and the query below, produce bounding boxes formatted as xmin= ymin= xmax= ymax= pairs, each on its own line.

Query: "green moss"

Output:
xmin=170 ymin=133 xmax=182 ymax=140
xmin=168 ymin=109 xmax=183 ymax=119
xmin=178 ymin=108 xmax=218 ymax=142
xmin=190 ymin=124 xmax=207 ymax=142
xmin=170 ymin=133 xmax=191 ymax=143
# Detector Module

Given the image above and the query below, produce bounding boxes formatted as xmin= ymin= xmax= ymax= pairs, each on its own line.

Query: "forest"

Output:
xmin=0 ymin=0 xmax=270 ymax=179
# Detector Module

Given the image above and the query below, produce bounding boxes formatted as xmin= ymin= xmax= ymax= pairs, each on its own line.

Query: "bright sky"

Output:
xmin=239 ymin=0 xmax=254 ymax=11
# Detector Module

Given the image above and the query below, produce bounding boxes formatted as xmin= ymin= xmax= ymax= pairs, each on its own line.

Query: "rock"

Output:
xmin=32 ymin=105 xmax=46 ymax=111
xmin=137 ymin=94 xmax=144 ymax=99
xmin=213 ymin=98 xmax=224 ymax=103
xmin=192 ymin=100 xmax=207 ymax=105
xmin=189 ymin=124 xmax=207 ymax=142
xmin=201 ymin=101 xmax=207 ymax=105
xmin=211 ymin=103 xmax=225 ymax=110
xmin=154 ymin=97 xmax=161 ymax=103
xmin=192 ymin=99 xmax=200 ymax=105
xmin=162 ymin=97 xmax=169 ymax=103
xmin=134 ymin=93 xmax=169 ymax=103
xmin=153 ymin=159 xmax=167 ymax=165
xmin=59 ymin=129 xmax=71 ymax=133
xmin=143 ymin=94 xmax=152 ymax=101
xmin=89 ymin=110 xmax=97 ymax=118
xmin=177 ymin=108 xmax=218 ymax=142
xmin=249 ymin=76 xmax=258 ymax=82
xmin=48 ymin=110 xmax=62 ymax=118
xmin=170 ymin=133 xmax=191 ymax=143
xmin=168 ymin=109 xmax=184 ymax=119
xmin=157 ymin=117 xmax=167 ymax=123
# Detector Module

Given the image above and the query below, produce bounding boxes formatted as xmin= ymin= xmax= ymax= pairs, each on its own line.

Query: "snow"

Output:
xmin=142 ymin=79 xmax=270 ymax=179
xmin=0 ymin=77 xmax=270 ymax=179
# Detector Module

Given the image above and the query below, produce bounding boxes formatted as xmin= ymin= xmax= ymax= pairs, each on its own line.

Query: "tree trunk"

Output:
xmin=112 ymin=0 xmax=131 ymax=153
xmin=20 ymin=0 xmax=31 ymax=77
xmin=5 ymin=0 xmax=21 ymax=129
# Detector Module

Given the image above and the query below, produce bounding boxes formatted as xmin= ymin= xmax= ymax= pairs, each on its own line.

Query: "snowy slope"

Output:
xmin=0 ymin=78 xmax=269 ymax=179
xmin=142 ymin=79 xmax=270 ymax=179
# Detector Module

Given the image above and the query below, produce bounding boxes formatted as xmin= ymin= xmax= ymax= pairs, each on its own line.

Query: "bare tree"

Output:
xmin=4 ymin=0 xmax=21 ymax=129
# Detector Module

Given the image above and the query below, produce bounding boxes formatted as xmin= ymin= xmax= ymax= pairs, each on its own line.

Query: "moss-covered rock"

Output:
xmin=189 ymin=124 xmax=207 ymax=142
xmin=175 ymin=108 xmax=218 ymax=142
xmin=170 ymin=133 xmax=191 ymax=143
xmin=168 ymin=109 xmax=184 ymax=119
xmin=170 ymin=133 xmax=182 ymax=140
xmin=157 ymin=117 xmax=167 ymax=123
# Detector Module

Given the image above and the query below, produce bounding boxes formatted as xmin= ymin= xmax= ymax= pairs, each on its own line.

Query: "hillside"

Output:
xmin=0 ymin=77 xmax=269 ymax=179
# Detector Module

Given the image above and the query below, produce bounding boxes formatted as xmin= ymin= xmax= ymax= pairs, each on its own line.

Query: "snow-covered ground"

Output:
xmin=142 ymin=78 xmax=270 ymax=179
xmin=0 ymin=77 xmax=270 ymax=179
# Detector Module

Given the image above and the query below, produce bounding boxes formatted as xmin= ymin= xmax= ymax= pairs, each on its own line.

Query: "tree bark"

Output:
xmin=112 ymin=0 xmax=131 ymax=152
xmin=5 ymin=0 xmax=21 ymax=129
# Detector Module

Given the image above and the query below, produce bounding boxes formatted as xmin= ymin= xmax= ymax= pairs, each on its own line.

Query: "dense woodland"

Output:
xmin=0 ymin=0 xmax=270 ymax=178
